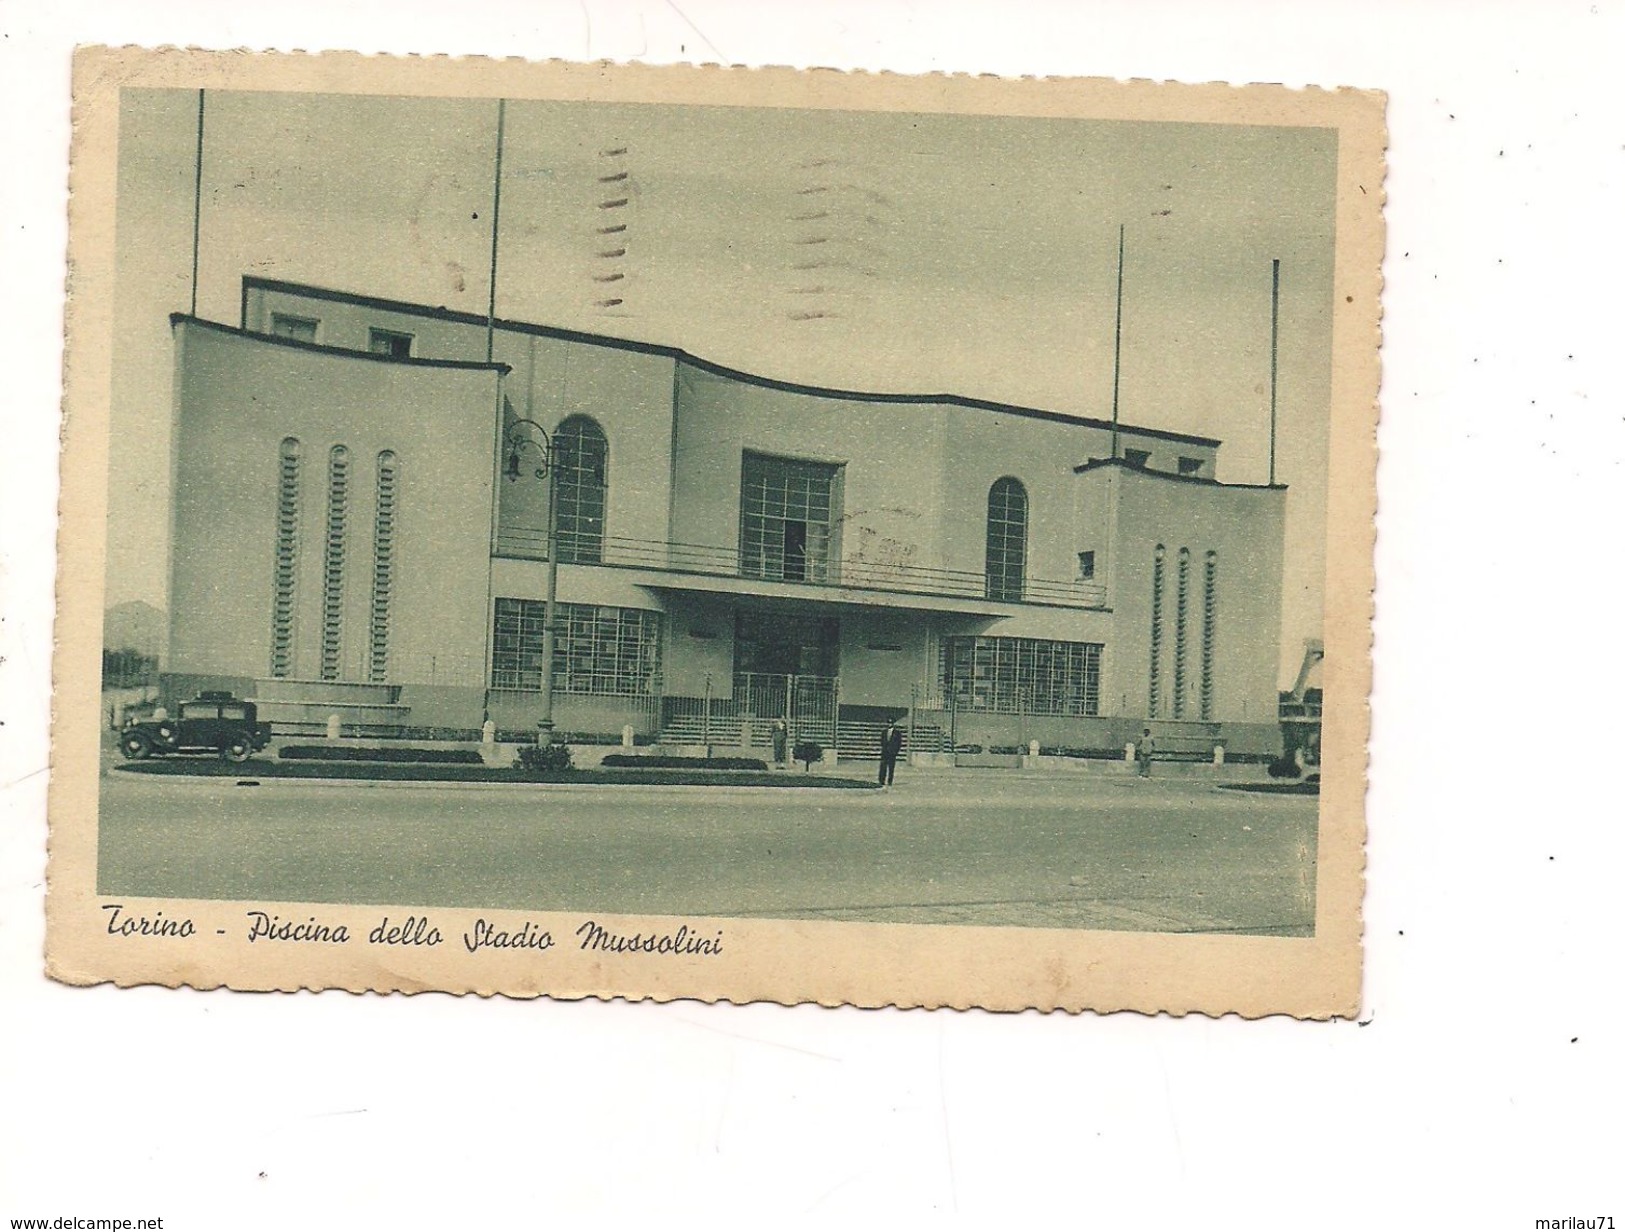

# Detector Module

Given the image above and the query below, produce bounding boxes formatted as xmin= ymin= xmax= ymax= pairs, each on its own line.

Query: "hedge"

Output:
xmin=279 ymin=745 xmax=485 ymax=765
xmin=115 ymin=762 xmax=873 ymax=789
xmin=600 ymin=754 xmax=768 ymax=771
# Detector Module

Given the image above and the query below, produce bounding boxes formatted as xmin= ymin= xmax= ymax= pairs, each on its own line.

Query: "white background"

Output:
xmin=2 ymin=2 xmax=1621 ymax=1226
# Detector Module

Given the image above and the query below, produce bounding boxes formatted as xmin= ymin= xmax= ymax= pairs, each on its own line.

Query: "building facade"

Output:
xmin=160 ymin=277 xmax=1286 ymax=756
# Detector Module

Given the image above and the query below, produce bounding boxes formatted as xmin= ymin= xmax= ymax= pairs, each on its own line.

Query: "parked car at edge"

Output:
xmin=118 ymin=692 xmax=273 ymax=763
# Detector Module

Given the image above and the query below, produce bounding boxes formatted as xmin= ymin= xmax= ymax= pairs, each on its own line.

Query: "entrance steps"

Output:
xmin=835 ymin=720 xmax=949 ymax=759
xmin=657 ymin=713 xmax=745 ymax=747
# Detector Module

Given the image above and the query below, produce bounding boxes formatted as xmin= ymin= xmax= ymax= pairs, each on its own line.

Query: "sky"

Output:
xmin=108 ymin=88 xmax=1337 ymax=681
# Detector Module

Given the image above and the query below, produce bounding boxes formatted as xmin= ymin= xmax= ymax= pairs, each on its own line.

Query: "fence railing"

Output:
xmin=660 ymin=673 xmax=839 ymax=748
xmin=493 ymin=528 xmax=1107 ymax=609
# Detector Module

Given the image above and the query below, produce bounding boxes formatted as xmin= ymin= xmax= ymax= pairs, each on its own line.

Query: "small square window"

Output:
xmin=369 ymin=328 xmax=413 ymax=359
xmin=1178 ymin=456 xmax=1204 ymax=477
xmin=1077 ymin=550 xmax=1096 ymax=580
xmin=270 ymin=313 xmax=319 ymax=343
xmin=1124 ymin=448 xmax=1151 ymax=468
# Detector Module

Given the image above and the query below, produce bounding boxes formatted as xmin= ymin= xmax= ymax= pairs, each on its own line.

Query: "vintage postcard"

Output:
xmin=49 ymin=48 xmax=1382 ymax=1015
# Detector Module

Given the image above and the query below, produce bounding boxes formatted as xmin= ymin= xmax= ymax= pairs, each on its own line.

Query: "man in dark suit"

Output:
xmin=878 ymin=720 xmax=904 ymax=788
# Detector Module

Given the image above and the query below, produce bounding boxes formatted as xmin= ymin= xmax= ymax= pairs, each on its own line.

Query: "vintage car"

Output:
xmin=118 ymin=692 xmax=274 ymax=762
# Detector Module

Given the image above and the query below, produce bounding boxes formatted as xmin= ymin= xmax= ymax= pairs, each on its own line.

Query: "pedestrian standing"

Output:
xmin=771 ymin=718 xmax=788 ymax=769
xmin=1137 ymin=727 xmax=1155 ymax=778
xmin=878 ymin=719 xmax=903 ymax=788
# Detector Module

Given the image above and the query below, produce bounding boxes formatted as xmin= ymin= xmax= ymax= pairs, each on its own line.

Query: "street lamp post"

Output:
xmin=505 ymin=418 xmax=562 ymax=746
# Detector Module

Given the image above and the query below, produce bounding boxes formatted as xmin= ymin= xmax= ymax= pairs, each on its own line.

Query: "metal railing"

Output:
xmin=493 ymin=527 xmax=1107 ymax=609
xmin=659 ymin=673 xmax=839 ymax=749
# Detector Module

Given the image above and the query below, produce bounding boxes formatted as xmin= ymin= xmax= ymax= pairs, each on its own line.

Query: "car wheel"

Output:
xmin=120 ymin=732 xmax=152 ymax=761
xmin=221 ymin=738 xmax=252 ymax=763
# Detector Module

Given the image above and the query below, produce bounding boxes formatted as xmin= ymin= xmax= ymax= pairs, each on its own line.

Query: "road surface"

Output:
xmin=96 ymin=766 xmax=1318 ymax=935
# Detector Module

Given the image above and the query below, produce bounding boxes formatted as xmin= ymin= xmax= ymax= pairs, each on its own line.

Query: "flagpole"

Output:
xmin=1110 ymin=223 xmax=1125 ymax=460
xmin=486 ymin=98 xmax=507 ymax=364
xmin=190 ymin=89 xmax=205 ymax=317
xmin=1269 ymin=258 xmax=1281 ymax=486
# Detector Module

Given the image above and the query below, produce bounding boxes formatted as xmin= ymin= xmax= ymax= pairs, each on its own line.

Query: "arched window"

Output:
xmin=985 ymin=478 xmax=1028 ymax=602
xmin=554 ymin=416 xmax=607 ymax=564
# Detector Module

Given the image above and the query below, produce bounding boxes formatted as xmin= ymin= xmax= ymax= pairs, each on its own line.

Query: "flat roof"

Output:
xmin=241 ymin=276 xmax=1224 ymax=449
xmin=1072 ymin=455 xmax=1286 ymax=491
xmin=172 ymin=313 xmax=513 ymax=375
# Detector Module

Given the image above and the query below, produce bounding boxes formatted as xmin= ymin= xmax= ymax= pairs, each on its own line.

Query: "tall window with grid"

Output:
xmin=554 ymin=416 xmax=607 ymax=564
xmin=269 ymin=438 xmax=301 ymax=678
xmin=941 ymin=636 xmax=1101 ymax=716
xmin=739 ymin=451 xmax=839 ymax=583
xmin=491 ymin=600 xmax=662 ymax=696
xmin=320 ymin=445 xmax=349 ymax=681
xmin=368 ymin=451 xmax=398 ymax=684
xmin=985 ymin=477 xmax=1028 ymax=602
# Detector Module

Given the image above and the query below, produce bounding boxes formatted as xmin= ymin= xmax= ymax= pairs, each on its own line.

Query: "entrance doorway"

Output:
xmin=733 ymin=609 xmax=840 ymax=745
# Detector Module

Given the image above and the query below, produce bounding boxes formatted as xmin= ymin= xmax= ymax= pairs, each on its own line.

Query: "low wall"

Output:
xmin=486 ymin=691 xmax=659 ymax=738
xmin=935 ymin=713 xmax=1140 ymax=753
xmin=160 ymin=672 xmax=258 ymax=707
xmin=924 ymin=713 xmax=1282 ymax=758
xmin=395 ymin=684 xmax=484 ymax=732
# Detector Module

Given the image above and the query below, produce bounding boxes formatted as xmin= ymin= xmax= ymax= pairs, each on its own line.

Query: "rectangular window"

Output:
xmin=739 ymin=451 xmax=840 ymax=584
xmin=369 ymin=328 xmax=413 ymax=359
xmin=270 ymin=313 xmax=319 ymax=343
xmin=1124 ymin=448 xmax=1152 ymax=468
xmin=940 ymin=636 xmax=1102 ymax=716
xmin=1077 ymin=550 xmax=1096 ymax=580
xmin=1177 ymin=456 xmax=1205 ymax=477
xmin=491 ymin=599 xmax=662 ymax=696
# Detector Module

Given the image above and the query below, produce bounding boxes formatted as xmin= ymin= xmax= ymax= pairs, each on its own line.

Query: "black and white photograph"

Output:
xmin=47 ymin=50 xmax=1378 ymax=1015
xmin=10 ymin=4 xmax=1625 ymax=1229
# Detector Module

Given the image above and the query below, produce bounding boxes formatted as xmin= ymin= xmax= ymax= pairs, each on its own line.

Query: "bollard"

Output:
xmin=1212 ymin=744 xmax=1226 ymax=766
xmin=621 ymin=724 xmax=635 ymax=749
xmin=325 ymin=713 xmax=341 ymax=740
xmin=481 ymin=719 xmax=496 ymax=746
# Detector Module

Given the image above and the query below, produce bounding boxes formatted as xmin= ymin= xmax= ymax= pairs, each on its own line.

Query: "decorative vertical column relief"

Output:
xmin=320 ymin=445 xmax=350 ymax=682
xmin=270 ymin=437 xmax=301 ymax=678
xmin=369 ymin=451 xmax=398 ymax=684
xmin=1149 ymin=544 xmax=1166 ymax=718
xmin=1174 ymin=547 xmax=1191 ymax=719
xmin=1201 ymin=550 xmax=1218 ymax=721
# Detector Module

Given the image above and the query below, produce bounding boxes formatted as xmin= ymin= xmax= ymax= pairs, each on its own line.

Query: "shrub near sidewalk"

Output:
xmin=515 ymin=743 xmax=575 ymax=773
